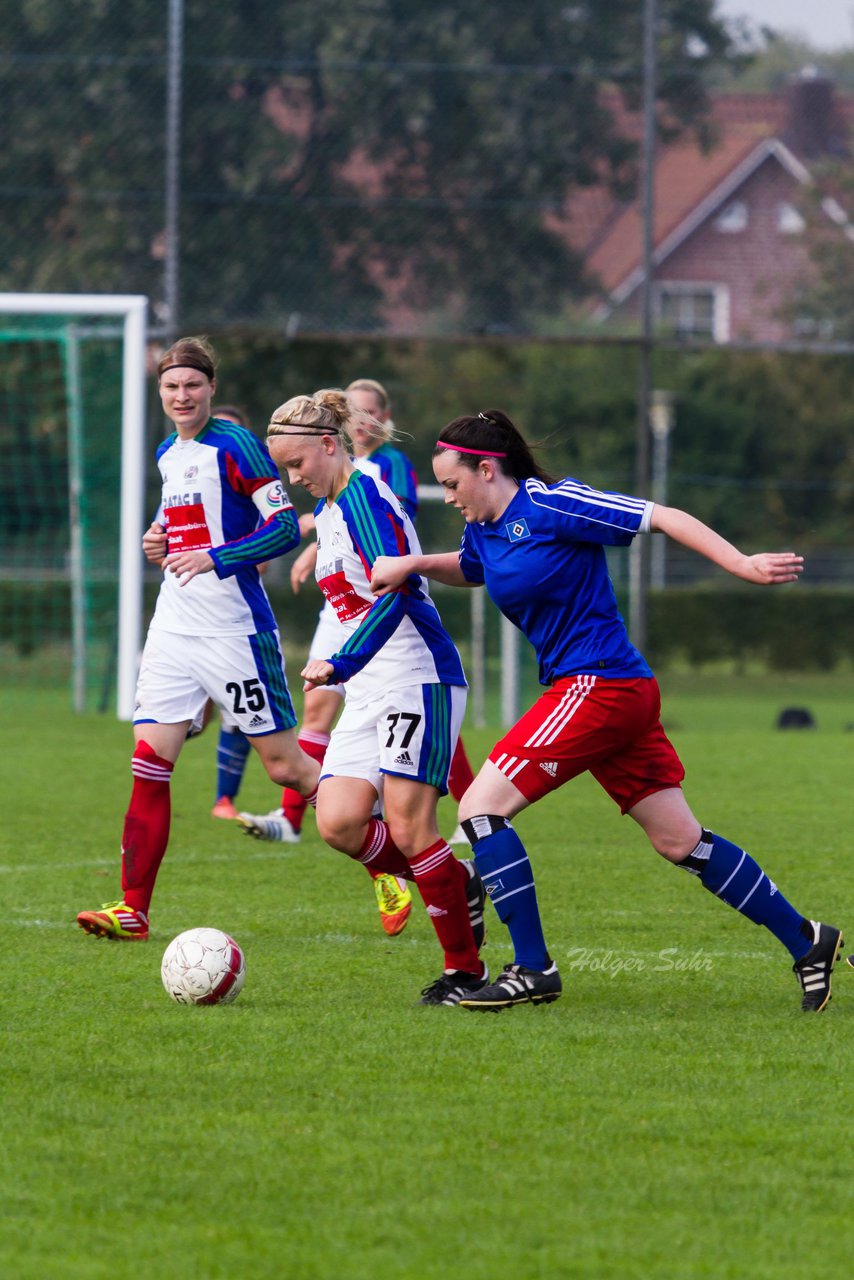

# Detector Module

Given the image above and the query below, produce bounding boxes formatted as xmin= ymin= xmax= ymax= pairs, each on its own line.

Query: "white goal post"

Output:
xmin=0 ymin=293 xmax=148 ymax=719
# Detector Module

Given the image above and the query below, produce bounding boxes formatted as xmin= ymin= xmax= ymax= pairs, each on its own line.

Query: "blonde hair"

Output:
xmin=267 ymin=388 xmax=355 ymax=452
xmin=345 ymin=377 xmax=399 ymax=443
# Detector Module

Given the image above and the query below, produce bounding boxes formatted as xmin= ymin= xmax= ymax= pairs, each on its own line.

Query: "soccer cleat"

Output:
xmin=237 ymin=808 xmax=300 ymax=843
xmin=847 ymin=954 xmax=854 ymax=970
xmin=76 ymin=900 xmax=149 ymax=941
xmin=374 ymin=873 xmax=412 ymax=936
xmin=793 ymin=921 xmax=843 ymax=1012
xmin=461 ymin=859 xmax=487 ymax=950
xmin=211 ymin=796 xmax=239 ymax=820
xmin=459 ymin=960 xmax=562 ymax=1011
xmin=448 ymin=822 xmax=469 ymax=845
xmin=419 ymin=964 xmax=490 ymax=1006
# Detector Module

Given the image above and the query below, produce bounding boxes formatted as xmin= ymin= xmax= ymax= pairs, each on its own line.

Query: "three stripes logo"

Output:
xmin=393 ymin=750 xmax=415 ymax=767
xmin=538 ymin=760 xmax=559 ymax=777
xmin=248 ymin=714 xmax=266 ymax=729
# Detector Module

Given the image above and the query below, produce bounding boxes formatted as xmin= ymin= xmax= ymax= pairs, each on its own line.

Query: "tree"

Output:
xmin=1 ymin=0 xmax=740 ymax=335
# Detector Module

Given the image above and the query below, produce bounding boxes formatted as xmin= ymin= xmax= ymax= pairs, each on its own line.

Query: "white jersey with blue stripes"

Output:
xmin=148 ymin=417 xmax=299 ymax=637
xmin=459 ymin=475 xmax=654 ymax=683
xmin=315 ymin=469 xmax=466 ymax=706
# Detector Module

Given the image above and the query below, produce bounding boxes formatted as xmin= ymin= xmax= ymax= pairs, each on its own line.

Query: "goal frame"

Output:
xmin=0 ymin=293 xmax=148 ymax=719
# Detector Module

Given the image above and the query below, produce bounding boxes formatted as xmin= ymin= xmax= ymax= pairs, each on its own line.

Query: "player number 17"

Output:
xmin=384 ymin=712 xmax=421 ymax=749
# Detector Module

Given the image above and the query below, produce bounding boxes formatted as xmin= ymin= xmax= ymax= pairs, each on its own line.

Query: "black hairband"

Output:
xmin=159 ymin=359 xmax=214 ymax=379
xmin=267 ymin=423 xmax=340 ymax=435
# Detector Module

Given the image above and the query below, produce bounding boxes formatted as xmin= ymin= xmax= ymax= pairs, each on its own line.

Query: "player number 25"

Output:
xmin=225 ymin=678 xmax=267 ymax=714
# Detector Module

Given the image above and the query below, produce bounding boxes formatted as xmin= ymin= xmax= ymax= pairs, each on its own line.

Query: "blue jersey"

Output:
xmin=314 ymin=470 xmax=465 ymax=701
xmin=458 ymin=476 xmax=653 ymax=684
xmin=150 ymin=416 xmax=299 ymax=636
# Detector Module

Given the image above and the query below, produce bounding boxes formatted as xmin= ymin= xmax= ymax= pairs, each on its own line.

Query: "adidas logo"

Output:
xmin=248 ymin=713 xmax=266 ymax=729
xmin=393 ymin=750 xmax=415 ymax=766
xmin=539 ymin=760 xmax=558 ymax=777
xmin=426 ymin=904 xmax=448 ymax=917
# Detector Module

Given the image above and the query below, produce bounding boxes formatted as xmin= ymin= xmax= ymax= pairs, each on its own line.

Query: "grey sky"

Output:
xmin=716 ymin=0 xmax=854 ymax=50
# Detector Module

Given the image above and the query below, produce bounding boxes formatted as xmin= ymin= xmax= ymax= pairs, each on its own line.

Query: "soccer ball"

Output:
xmin=161 ymin=927 xmax=246 ymax=1006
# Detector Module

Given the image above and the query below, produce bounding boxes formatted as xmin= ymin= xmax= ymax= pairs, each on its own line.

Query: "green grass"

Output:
xmin=2 ymin=674 xmax=854 ymax=1279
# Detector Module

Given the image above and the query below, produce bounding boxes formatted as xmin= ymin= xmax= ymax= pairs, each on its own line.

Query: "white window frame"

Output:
xmin=778 ymin=202 xmax=806 ymax=234
xmin=714 ymin=200 xmax=749 ymax=233
xmin=654 ymin=282 xmax=730 ymax=343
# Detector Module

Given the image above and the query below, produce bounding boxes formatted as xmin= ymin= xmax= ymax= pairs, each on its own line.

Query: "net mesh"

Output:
xmin=0 ymin=318 xmax=123 ymax=706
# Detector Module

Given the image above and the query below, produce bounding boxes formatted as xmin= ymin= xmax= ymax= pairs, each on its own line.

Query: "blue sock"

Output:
xmin=463 ymin=815 xmax=549 ymax=970
xmin=215 ymin=727 xmax=251 ymax=801
xmin=680 ymin=829 xmax=811 ymax=960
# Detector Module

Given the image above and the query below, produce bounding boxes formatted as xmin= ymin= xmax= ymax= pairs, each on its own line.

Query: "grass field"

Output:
xmin=3 ymin=672 xmax=854 ymax=1279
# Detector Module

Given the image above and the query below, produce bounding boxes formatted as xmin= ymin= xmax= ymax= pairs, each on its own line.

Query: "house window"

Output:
xmin=778 ymin=202 xmax=806 ymax=234
xmin=655 ymin=284 xmax=730 ymax=341
xmin=714 ymin=201 xmax=748 ymax=233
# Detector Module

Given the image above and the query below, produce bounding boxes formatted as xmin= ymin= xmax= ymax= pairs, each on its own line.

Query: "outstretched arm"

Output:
xmin=650 ymin=505 xmax=803 ymax=585
xmin=370 ymin=551 xmax=472 ymax=594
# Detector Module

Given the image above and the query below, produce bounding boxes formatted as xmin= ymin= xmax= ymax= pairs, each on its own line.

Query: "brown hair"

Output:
xmin=157 ymin=336 xmax=217 ymax=381
xmin=212 ymin=403 xmax=249 ymax=428
xmin=434 ymin=409 xmax=555 ymax=483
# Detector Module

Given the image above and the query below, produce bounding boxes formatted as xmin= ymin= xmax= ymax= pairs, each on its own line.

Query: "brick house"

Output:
xmin=567 ymin=73 xmax=854 ymax=343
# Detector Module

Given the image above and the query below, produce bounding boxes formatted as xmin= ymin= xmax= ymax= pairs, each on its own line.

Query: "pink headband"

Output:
xmin=435 ymin=441 xmax=507 ymax=458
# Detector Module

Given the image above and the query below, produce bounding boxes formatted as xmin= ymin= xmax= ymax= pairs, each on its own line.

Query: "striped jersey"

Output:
xmin=354 ymin=442 xmax=419 ymax=519
xmin=149 ymin=416 xmax=299 ymax=636
xmin=458 ymin=476 xmax=654 ymax=683
xmin=315 ymin=469 xmax=465 ymax=704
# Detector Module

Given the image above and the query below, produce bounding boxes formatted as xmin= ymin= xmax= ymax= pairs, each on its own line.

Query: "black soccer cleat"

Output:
xmin=459 ymin=960 xmax=562 ymax=1012
xmin=847 ymin=954 xmax=854 ymax=971
xmin=419 ymin=965 xmax=490 ymax=1006
xmin=793 ymin=922 xmax=843 ymax=1012
xmin=461 ymin=859 xmax=487 ymax=951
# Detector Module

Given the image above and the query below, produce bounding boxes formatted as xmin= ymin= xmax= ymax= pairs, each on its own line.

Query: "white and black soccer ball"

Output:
xmin=161 ymin=927 xmax=246 ymax=1006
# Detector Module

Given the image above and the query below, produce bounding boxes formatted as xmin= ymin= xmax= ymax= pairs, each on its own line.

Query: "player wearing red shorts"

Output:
xmin=370 ymin=408 xmax=843 ymax=1014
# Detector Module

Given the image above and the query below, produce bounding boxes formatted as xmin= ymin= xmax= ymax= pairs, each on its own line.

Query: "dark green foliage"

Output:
xmin=1 ymin=0 xmax=737 ymax=333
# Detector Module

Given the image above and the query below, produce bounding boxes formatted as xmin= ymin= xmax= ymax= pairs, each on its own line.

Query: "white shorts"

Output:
xmin=307 ymin=602 xmax=345 ymax=701
xmin=135 ymin=629 xmax=297 ymax=736
xmin=321 ymin=683 xmax=466 ymax=798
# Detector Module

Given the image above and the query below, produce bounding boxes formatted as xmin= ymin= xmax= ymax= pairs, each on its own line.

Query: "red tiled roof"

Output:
xmin=561 ymin=88 xmax=854 ymax=296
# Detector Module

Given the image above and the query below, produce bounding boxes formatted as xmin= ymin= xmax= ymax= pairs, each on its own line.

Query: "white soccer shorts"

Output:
xmin=321 ymin=682 xmax=466 ymax=798
xmin=306 ymin=601 xmax=346 ymax=702
xmin=134 ymin=628 xmax=297 ymax=736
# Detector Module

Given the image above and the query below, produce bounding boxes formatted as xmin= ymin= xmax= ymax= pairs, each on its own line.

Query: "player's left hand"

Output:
xmin=301 ymin=659 xmax=334 ymax=689
xmin=736 ymin=552 xmax=804 ymax=585
xmin=162 ymin=549 xmax=216 ymax=585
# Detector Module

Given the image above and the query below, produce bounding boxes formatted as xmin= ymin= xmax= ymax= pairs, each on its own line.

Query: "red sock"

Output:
xmin=356 ymin=818 xmax=413 ymax=880
xmin=120 ymin=741 xmax=173 ymax=916
xmin=410 ymin=840 xmax=480 ymax=973
xmin=448 ymin=736 xmax=475 ymax=802
xmin=282 ymin=730 xmax=329 ymax=831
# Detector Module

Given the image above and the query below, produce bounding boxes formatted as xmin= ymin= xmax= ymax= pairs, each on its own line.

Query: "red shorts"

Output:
xmin=489 ymin=675 xmax=684 ymax=813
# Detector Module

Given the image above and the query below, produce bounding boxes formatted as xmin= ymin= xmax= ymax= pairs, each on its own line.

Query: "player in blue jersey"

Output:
xmin=370 ymin=408 xmax=843 ymax=1013
xmin=76 ymin=338 xmax=321 ymax=942
xmin=265 ymin=388 xmax=487 ymax=1005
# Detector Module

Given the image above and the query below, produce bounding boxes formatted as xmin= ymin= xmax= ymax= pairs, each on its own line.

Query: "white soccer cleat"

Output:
xmin=237 ymin=808 xmax=301 ymax=843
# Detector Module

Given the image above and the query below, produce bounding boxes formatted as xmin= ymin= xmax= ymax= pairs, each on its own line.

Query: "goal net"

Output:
xmin=0 ymin=294 xmax=147 ymax=718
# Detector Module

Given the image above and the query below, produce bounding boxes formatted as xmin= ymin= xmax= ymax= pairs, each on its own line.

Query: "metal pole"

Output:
xmin=164 ymin=0 xmax=184 ymax=338
xmin=650 ymin=389 xmax=674 ymax=589
xmin=470 ymin=587 xmax=486 ymax=729
xmin=63 ymin=326 xmax=87 ymax=712
xmin=628 ymin=0 xmax=658 ymax=649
